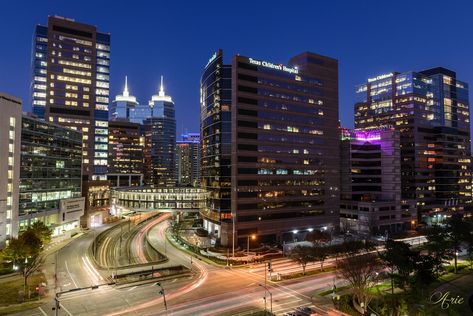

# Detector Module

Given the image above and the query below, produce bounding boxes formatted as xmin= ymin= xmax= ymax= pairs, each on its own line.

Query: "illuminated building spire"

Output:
xmin=150 ymin=75 xmax=173 ymax=103
xmin=159 ymin=75 xmax=165 ymax=97
xmin=123 ymin=76 xmax=129 ymax=97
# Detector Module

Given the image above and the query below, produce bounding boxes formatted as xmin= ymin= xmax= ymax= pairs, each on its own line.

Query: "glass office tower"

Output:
xmin=355 ymin=68 xmax=471 ymax=222
xmin=30 ymin=16 xmax=110 ymax=181
xmin=200 ymin=50 xmax=233 ymax=242
xmin=200 ymin=50 xmax=340 ymax=246
xmin=144 ymin=77 xmax=176 ymax=186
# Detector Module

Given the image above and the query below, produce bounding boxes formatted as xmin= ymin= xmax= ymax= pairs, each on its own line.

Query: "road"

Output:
xmin=15 ymin=217 xmax=339 ymax=316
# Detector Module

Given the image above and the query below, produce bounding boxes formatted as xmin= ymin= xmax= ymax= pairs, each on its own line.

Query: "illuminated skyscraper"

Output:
xmin=110 ymin=76 xmax=138 ymax=121
xmin=144 ymin=77 xmax=176 ymax=186
xmin=31 ymin=16 xmax=111 ymax=225
xmin=200 ymin=50 xmax=340 ymax=246
xmin=355 ymin=68 xmax=471 ymax=222
xmin=31 ymin=16 xmax=110 ymax=181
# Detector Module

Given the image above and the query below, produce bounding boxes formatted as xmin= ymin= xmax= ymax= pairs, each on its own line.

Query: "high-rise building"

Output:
xmin=176 ymin=133 xmax=200 ymax=187
xmin=19 ymin=114 xmax=84 ymax=236
xmin=0 ymin=93 xmax=21 ymax=246
xmin=200 ymin=50 xmax=340 ymax=246
xmin=200 ymin=50 xmax=232 ymax=242
xmin=108 ymin=120 xmax=144 ymax=187
xmin=355 ymin=68 xmax=472 ymax=223
xmin=31 ymin=16 xmax=110 ymax=181
xmin=110 ymin=76 xmax=138 ymax=121
xmin=339 ymin=128 xmax=416 ymax=235
xmin=109 ymin=77 xmax=144 ymax=187
xmin=144 ymin=77 xmax=176 ymax=186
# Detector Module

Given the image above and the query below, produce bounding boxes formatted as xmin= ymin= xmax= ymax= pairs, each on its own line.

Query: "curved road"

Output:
xmin=16 ymin=216 xmax=336 ymax=316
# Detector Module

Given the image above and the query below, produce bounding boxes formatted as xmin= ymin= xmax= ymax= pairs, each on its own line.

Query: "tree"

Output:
xmin=445 ymin=216 xmax=471 ymax=273
xmin=425 ymin=225 xmax=453 ymax=276
xmin=411 ymin=250 xmax=437 ymax=288
xmin=289 ymin=246 xmax=314 ymax=275
xmin=378 ymin=239 xmax=414 ymax=293
xmin=29 ymin=221 xmax=52 ymax=245
xmin=1 ymin=229 xmax=44 ymax=298
xmin=337 ymin=252 xmax=379 ymax=315
xmin=312 ymin=246 xmax=327 ymax=271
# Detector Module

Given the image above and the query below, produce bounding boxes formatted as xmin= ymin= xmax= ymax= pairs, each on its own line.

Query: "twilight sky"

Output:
xmin=1 ymin=0 xmax=472 ymax=136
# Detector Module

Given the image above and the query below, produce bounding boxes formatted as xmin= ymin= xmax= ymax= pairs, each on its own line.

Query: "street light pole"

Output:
xmin=247 ymin=235 xmax=250 ymax=256
xmin=258 ymin=283 xmax=272 ymax=314
xmin=232 ymin=213 xmax=235 ymax=258
xmin=247 ymin=234 xmax=256 ymax=257
xmin=155 ymin=282 xmax=168 ymax=312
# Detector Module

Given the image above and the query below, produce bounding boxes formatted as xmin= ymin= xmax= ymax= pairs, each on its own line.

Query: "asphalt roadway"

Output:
xmin=13 ymin=218 xmax=338 ymax=316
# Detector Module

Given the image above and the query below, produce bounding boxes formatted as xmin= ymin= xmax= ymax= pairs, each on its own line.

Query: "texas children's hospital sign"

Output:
xmin=248 ymin=57 xmax=299 ymax=74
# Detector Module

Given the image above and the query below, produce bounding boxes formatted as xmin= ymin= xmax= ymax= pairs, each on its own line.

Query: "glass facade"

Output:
xmin=143 ymin=82 xmax=176 ymax=186
xmin=355 ymin=68 xmax=472 ymax=218
xmin=19 ymin=115 xmax=82 ymax=230
xmin=111 ymin=187 xmax=208 ymax=211
xmin=30 ymin=16 xmax=110 ymax=181
xmin=200 ymin=50 xmax=233 ymax=230
xmin=200 ymin=51 xmax=340 ymax=246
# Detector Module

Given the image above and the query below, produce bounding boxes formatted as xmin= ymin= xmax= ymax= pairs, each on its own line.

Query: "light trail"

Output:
xmin=133 ymin=213 xmax=172 ymax=264
xmin=82 ymin=256 xmax=103 ymax=283
xmin=105 ymin=218 xmax=209 ymax=316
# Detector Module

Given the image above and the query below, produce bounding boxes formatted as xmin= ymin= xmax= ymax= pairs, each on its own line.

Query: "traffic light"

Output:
xmin=267 ymin=261 xmax=272 ymax=272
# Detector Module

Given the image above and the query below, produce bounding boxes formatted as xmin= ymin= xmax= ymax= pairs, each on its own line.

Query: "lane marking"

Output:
xmin=128 ymin=286 xmax=137 ymax=291
xmin=60 ymin=303 xmax=73 ymax=316
xmin=38 ymin=307 xmax=48 ymax=316
xmin=65 ymin=261 xmax=78 ymax=288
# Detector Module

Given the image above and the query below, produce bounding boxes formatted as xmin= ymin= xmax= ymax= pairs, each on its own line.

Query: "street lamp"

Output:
xmin=155 ymin=282 xmax=168 ymax=312
xmin=258 ymin=283 xmax=272 ymax=314
xmin=247 ymin=234 xmax=256 ymax=256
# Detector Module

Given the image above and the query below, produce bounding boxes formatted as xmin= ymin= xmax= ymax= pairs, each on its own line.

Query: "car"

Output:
xmin=295 ymin=306 xmax=313 ymax=315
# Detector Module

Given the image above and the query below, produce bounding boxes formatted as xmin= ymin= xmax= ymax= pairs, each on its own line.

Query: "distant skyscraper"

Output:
xmin=176 ymin=133 xmax=200 ymax=187
xmin=144 ymin=77 xmax=176 ymax=186
xmin=355 ymin=68 xmax=471 ymax=222
xmin=200 ymin=50 xmax=340 ymax=247
xmin=110 ymin=76 xmax=138 ymax=121
xmin=19 ymin=114 xmax=84 ymax=235
xmin=0 ymin=93 xmax=21 ymax=246
xmin=31 ymin=16 xmax=110 ymax=181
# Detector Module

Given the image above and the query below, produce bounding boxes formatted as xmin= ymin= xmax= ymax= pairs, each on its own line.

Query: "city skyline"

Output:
xmin=0 ymin=3 xmax=473 ymax=315
xmin=1 ymin=0 xmax=473 ymax=138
